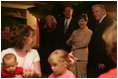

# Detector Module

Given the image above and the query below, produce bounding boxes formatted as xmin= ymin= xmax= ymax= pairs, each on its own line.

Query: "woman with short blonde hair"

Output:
xmin=44 ymin=15 xmax=57 ymax=30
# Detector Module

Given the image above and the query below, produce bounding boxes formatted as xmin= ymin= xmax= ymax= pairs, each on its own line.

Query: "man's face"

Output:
xmin=63 ymin=7 xmax=73 ymax=19
xmin=92 ymin=6 xmax=105 ymax=21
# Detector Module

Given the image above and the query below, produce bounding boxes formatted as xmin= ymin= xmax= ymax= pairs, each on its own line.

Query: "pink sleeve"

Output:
xmin=65 ymin=71 xmax=75 ymax=78
xmin=48 ymin=73 xmax=55 ymax=78
xmin=69 ymin=74 xmax=75 ymax=78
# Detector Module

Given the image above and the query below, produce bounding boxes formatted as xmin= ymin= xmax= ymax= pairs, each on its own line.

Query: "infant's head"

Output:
xmin=2 ymin=53 xmax=18 ymax=73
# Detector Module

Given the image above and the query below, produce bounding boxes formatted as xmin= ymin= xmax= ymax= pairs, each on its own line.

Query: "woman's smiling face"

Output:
xmin=78 ymin=18 xmax=87 ymax=28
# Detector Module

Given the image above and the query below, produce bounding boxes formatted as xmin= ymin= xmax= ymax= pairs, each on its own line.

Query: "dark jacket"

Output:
xmin=92 ymin=15 xmax=114 ymax=63
xmin=88 ymin=15 xmax=115 ymax=77
xmin=55 ymin=18 xmax=78 ymax=52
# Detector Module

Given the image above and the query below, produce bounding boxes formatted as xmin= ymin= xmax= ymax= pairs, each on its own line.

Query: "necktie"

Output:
xmin=64 ymin=19 xmax=68 ymax=34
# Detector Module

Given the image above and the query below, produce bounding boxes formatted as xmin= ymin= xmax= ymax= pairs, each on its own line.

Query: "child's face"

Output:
xmin=78 ymin=18 xmax=87 ymax=28
xmin=3 ymin=59 xmax=18 ymax=73
xmin=50 ymin=62 xmax=67 ymax=75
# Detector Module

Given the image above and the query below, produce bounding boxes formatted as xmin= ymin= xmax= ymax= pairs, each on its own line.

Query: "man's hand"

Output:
xmin=98 ymin=63 xmax=105 ymax=70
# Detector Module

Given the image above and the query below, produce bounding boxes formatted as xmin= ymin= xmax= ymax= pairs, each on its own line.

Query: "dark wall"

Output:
xmin=1 ymin=16 xmax=26 ymax=50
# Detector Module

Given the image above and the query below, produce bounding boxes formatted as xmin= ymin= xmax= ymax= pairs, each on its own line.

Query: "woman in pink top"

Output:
xmin=48 ymin=49 xmax=75 ymax=78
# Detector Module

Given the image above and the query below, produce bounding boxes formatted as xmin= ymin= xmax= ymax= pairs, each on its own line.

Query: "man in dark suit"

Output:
xmin=87 ymin=3 xmax=115 ymax=77
xmin=55 ymin=6 xmax=78 ymax=52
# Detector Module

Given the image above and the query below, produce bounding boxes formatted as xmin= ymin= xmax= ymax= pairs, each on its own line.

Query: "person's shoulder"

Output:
xmin=104 ymin=15 xmax=114 ymax=23
xmin=2 ymin=48 xmax=14 ymax=52
xmin=48 ymin=73 xmax=55 ymax=78
xmin=28 ymin=49 xmax=39 ymax=55
xmin=1 ymin=48 xmax=15 ymax=56
xmin=71 ymin=29 xmax=78 ymax=35
xmin=74 ymin=29 xmax=79 ymax=32
xmin=86 ymin=27 xmax=93 ymax=33
xmin=106 ymin=15 xmax=113 ymax=20
xmin=88 ymin=28 xmax=93 ymax=34
xmin=98 ymin=68 xmax=117 ymax=78
xmin=30 ymin=49 xmax=37 ymax=51
xmin=66 ymin=70 xmax=75 ymax=78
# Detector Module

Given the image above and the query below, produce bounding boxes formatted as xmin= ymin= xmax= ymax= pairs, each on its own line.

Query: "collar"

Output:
xmin=99 ymin=15 xmax=106 ymax=23
xmin=65 ymin=18 xmax=72 ymax=21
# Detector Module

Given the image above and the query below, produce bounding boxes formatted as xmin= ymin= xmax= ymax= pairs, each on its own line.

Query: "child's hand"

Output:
xmin=22 ymin=69 xmax=35 ymax=78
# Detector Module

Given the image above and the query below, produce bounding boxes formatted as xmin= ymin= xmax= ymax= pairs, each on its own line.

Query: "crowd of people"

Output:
xmin=1 ymin=3 xmax=117 ymax=78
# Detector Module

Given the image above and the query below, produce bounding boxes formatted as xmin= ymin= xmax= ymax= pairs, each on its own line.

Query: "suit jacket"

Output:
xmin=55 ymin=18 xmax=78 ymax=52
xmin=87 ymin=15 xmax=115 ymax=77
xmin=92 ymin=15 xmax=114 ymax=63
xmin=67 ymin=27 xmax=93 ymax=60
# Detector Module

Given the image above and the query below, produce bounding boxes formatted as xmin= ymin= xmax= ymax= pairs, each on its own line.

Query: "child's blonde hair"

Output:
xmin=48 ymin=49 xmax=71 ymax=69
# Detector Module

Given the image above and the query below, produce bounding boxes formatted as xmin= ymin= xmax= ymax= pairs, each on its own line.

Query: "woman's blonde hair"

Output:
xmin=44 ymin=15 xmax=57 ymax=30
xmin=48 ymin=49 xmax=71 ymax=69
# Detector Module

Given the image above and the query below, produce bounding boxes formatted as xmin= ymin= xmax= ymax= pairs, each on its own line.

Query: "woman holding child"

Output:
xmin=1 ymin=24 xmax=42 ymax=78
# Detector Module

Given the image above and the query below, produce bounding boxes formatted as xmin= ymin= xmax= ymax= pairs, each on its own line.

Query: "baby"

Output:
xmin=1 ymin=53 xmax=23 ymax=78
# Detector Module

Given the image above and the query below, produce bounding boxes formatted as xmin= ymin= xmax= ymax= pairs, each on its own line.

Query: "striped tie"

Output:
xmin=64 ymin=19 xmax=68 ymax=34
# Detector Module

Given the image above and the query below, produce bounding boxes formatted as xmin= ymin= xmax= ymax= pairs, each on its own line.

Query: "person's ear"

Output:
xmin=63 ymin=61 xmax=68 ymax=68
